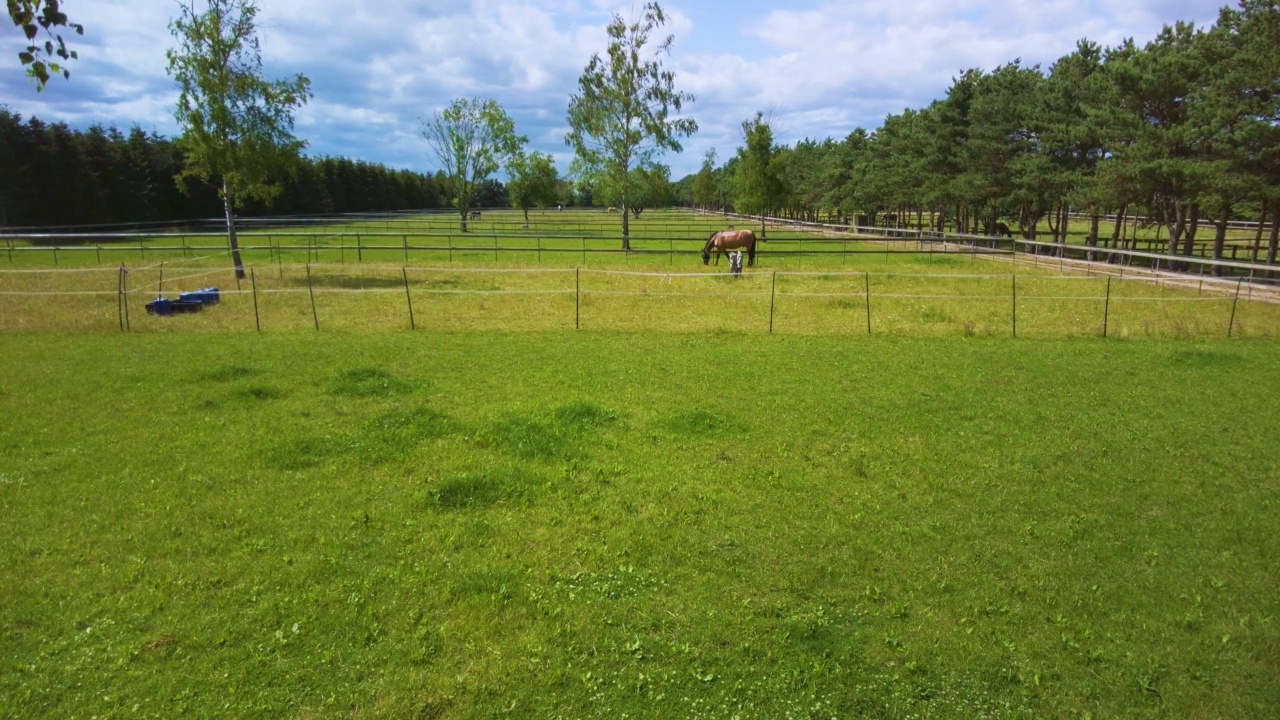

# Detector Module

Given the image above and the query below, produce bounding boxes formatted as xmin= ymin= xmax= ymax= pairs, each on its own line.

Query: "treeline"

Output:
xmin=680 ymin=1 xmax=1280 ymax=268
xmin=0 ymin=109 xmax=443 ymax=228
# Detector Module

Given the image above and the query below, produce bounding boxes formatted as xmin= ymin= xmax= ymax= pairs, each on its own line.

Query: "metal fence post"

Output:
xmin=1228 ymin=278 xmax=1242 ymax=337
xmin=251 ymin=267 xmax=261 ymax=332
xmin=1102 ymin=276 xmax=1111 ymax=338
xmin=157 ymin=262 xmax=165 ymax=298
xmin=403 ymin=266 xmax=415 ymax=330
xmin=357 ymin=234 xmax=363 ymax=262
xmin=306 ymin=263 xmax=319 ymax=331
xmin=122 ymin=264 xmax=131 ymax=332
xmin=864 ymin=271 xmax=872 ymax=335
xmin=117 ymin=265 xmax=125 ymax=332
xmin=1011 ymin=274 xmax=1017 ymax=338
xmin=768 ymin=270 xmax=777 ymax=334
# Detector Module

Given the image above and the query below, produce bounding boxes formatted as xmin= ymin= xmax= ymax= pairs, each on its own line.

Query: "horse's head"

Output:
xmin=702 ymin=231 xmax=719 ymax=265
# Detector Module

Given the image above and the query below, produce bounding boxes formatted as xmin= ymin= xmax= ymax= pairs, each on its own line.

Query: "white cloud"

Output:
xmin=1 ymin=0 xmax=1228 ymax=179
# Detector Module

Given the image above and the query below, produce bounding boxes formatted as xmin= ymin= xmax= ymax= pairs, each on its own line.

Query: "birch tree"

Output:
xmin=420 ymin=98 xmax=524 ymax=232
xmin=167 ymin=0 xmax=311 ymax=279
xmin=565 ymin=1 xmax=696 ymax=249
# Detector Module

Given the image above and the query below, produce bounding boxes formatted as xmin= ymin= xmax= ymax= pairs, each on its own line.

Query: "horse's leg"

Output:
xmin=748 ymin=243 xmax=756 ymax=266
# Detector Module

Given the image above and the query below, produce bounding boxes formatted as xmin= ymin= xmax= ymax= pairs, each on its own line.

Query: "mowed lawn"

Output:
xmin=1 ymin=332 xmax=1278 ymax=718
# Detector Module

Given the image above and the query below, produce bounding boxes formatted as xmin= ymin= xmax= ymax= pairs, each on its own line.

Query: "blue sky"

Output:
xmin=2 ymin=0 xmax=1227 ymax=180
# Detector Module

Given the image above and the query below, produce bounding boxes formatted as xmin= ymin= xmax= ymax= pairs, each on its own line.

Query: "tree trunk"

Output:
xmin=1251 ymin=199 xmax=1266 ymax=262
xmin=621 ymin=204 xmax=631 ymax=250
xmin=1111 ymin=205 xmax=1126 ymax=252
xmin=460 ymin=206 xmax=468 ymax=233
xmin=1212 ymin=203 xmax=1230 ymax=277
xmin=222 ymin=179 xmax=245 ymax=280
xmin=1048 ymin=203 xmax=1061 ymax=243
xmin=760 ymin=213 xmax=766 ymax=238
xmin=1182 ymin=202 xmax=1200 ymax=258
xmin=1086 ymin=210 xmax=1100 ymax=262
xmin=1168 ymin=202 xmax=1186 ymax=264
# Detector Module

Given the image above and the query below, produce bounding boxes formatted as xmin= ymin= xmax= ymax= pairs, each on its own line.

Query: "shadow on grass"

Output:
xmin=290 ymin=274 xmax=407 ymax=290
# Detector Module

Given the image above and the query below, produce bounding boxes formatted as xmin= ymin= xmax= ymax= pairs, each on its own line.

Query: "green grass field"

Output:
xmin=2 ymin=332 xmax=1279 ymax=718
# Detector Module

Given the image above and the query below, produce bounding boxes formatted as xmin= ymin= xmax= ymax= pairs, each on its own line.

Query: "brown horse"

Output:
xmin=702 ymin=229 xmax=762 ymax=266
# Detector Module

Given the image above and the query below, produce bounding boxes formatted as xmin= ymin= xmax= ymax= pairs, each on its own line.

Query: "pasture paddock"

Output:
xmin=1 ymin=332 xmax=1278 ymax=718
xmin=2 ymin=210 xmax=1279 ymax=338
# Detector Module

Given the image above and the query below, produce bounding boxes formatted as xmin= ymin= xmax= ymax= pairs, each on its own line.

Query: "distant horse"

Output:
xmin=983 ymin=220 xmax=1013 ymax=238
xmin=702 ymin=229 xmax=762 ymax=266
xmin=606 ymin=206 xmax=619 ymax=214
xmin=469 ymin=210 xmax=482 ymax=220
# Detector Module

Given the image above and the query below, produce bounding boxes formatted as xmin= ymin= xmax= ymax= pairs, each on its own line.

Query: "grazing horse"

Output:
xmin=469 ymin=209 xmax=482 ymax=220
xmin=606 ymin=206 xmax=619 ymax=214
xmin=702 ymin=229 xmax=762 ymax=266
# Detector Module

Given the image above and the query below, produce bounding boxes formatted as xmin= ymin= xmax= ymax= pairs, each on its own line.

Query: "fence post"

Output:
xmin=117 ymin=265 xmax=125 ymax=332
xmin=768 ymin=271 xmax=777 ymax=334
xmin=357 ymin=234 xmax=363 ymax=262
xmin=1102 ymin=276 xmax=1111 ymax=338
xmin=251 ymin=267 xmax=261 ymax=332
xmin=403 ymin=266 xmax=415 ymax=330
xmin=182 ymin=235 xmax=189 ymax=259
xmin=1228 ymin=278 xmax=1242 ymax=338
xmin=306 ymin=263 xmax=319 ymax=331
xmin=575 ymin=268 xmax=580 ymax=330
xmin=581 ymin=238 xmax=586 ymax=264
xmin=157 ymin=262 xmax=165 ymax=298
xmin=403 ymin=234 xmax=409 ymax=263
xmin=448 ymin=235 xmax=453 ymax=263
xmin=122 ymin=264 xmax=131 ymax=332
xmin=537 ymin=236 xmax=542 ymax=264
xmin=276 ymin=240 xmax=283 ymax=278
xmin=95 ymin=244 xmax=100 ymax=264
xmin=1011 ymin=274 xmax=1017 ymax=338
xmin=864 ymin=271 xmax=871 ymax=335
xmin=53 ymin=246 xmax=58 ymax=266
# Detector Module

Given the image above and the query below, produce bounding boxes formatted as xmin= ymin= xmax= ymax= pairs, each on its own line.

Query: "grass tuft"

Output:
xmin=232 ymin=384 xmax=287 ymax=401
xmin=484 ymin=417 xmax=568 ymax=460
xmin=661 ymin=408 xmax=741 ymax=435
xmin=330 ymin=367 xmax=421 ymax=397
xmin=427 ymin=465 xmax=541 ymax=510
xmin=550 ymin=400 xmax=618 ymax=431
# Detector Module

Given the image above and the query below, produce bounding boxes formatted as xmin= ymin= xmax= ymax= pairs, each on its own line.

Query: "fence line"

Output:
xmin=3 ymin=262 xmax=1274 ymax=338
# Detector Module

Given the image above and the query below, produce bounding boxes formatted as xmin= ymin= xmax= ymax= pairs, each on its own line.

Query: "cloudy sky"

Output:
xmin=3 ymin=0 xmax=1227 ymax=179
